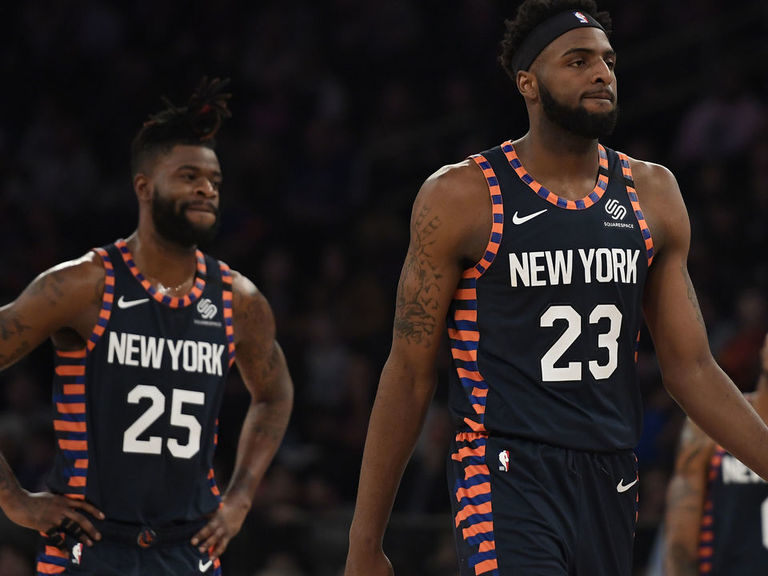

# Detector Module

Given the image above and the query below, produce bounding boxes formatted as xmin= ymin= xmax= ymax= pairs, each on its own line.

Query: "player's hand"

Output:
xmin=191 ymin=495 xmax=249 ymax=559
xmin=344 ymin=547 xmax=394 ymax=576
xmin=5 ymin=490 xmax=104 ymax=546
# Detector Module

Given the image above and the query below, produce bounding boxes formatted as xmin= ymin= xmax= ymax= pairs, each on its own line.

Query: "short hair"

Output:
xmin=499 ymin=0 xmax=613 ymax=80
xmin=130 ymin=76 xmax=232 ymax=177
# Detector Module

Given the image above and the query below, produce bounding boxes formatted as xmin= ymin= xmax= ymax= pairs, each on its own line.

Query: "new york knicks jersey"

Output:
xmin=698 ymin=447 xmax=768 ymax=574
xmin=447 ymin=142 xmax=653 ymax=451
xmin=47 ymin=239 xmax=235 ymax=525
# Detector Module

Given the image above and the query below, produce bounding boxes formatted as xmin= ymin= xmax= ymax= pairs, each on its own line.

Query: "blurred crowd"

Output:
xmin=1 ymin=1 xmax=767 ymax=575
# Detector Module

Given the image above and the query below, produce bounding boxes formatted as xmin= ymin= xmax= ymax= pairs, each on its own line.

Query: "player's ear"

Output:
xmin=134 ymin=173 xmax=152 ymax=202
xmin=517 ymin=70 xmax=538 ymax=102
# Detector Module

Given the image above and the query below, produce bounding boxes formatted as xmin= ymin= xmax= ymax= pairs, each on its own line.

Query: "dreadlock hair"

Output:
xmin=499 ymin=0 xmax=612 ymax=80
xmin=130 ymin=76 xmax=232 ymax=177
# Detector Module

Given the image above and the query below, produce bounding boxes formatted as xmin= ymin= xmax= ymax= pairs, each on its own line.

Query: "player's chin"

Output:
xmin=185 ymin=210 xmax=218 ymax=229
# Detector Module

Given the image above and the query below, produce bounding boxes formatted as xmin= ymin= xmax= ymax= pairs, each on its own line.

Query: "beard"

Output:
xmin=539 ymin=81 xmax=619 ymax=138
xmin=151 ymin=188 xmax=220 ymax=248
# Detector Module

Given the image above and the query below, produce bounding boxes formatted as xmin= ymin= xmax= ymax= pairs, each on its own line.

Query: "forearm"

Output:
xmin=348 ymin=359 xmax=436 ymax=549
xmin=664 ymin=542 xmax=699 ymax=576
xmin=666 ymin=360 xmax=768 ymax=480
xmin=0 ymin=451 xmax=24 ymax=513
xmin=223 ymin=381 xmax=292 ymax=507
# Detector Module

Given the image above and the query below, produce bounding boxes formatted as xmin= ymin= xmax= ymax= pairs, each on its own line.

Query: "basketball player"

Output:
xmin=0 ymin=77 xmax=294 ymax=575
xmin=665 ymin=333 xmax=768 ymax=575
xmin=344 ymin=1 xmax=768 ymax=574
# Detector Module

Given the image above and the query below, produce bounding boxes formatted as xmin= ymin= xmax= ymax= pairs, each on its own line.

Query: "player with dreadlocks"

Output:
xmin=0 ymin=77 xmax=293 ymax=575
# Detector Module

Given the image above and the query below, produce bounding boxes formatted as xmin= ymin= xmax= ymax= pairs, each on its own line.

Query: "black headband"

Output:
xmin=511 ymin=10 xmax=606 ymax=74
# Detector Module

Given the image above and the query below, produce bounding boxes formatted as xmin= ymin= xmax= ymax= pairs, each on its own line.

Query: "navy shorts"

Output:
xmin=448 ymin=433 xmax=639 ymax=576
xmin=35 ymin=521 xmax=222 ymax=576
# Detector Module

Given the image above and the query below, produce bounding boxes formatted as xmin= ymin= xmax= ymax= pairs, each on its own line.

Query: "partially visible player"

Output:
xmin=665 ymin=332 xmax=768 ymax=575
xmin=0 ymin=77 xmax=293 ymax=575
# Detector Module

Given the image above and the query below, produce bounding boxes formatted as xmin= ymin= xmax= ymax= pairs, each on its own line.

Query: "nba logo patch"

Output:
xmin=498 ymin=449 xmax=510 ymax=472
xmin=71 ymin=542 xmax=82 ymax=565
xmin=574 ymin=11 xmax=589 ymax=24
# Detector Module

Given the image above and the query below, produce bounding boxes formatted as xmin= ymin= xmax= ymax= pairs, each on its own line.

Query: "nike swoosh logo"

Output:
xmin=512 ymin=209 xmax=548 ymax=225
xmin=616 ymin=478 xmax=638 ymax=493
xmin=199 ymin=559 xmax=213 ymax=572
xmin=117 ymin=296 xmax=150 ymax=309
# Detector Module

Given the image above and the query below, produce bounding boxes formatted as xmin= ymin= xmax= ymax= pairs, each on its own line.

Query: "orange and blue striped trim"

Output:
xmin=89 ymin=247 xmax=115 ymax=352
xmin=452 ymin=432 xmax=498 ymax=575
xmin=501 ymin=141 xmax=610 ymax=210
xmin=617 ymin=152 xmax=654 ymax=266
xmin=219 ymin=262 xmax=236 ymax=367
xmin=448 ymin=154 xmax=503 ymax=434
xmin=36 ymin=544 xmax=68 ymax=574
xmin=115 ymin=239 xmax=207 ymax=308
xmin=698 ymin=447 xmax=723 ymax=575
xmin=53 ymin=348 xmax=89 ymax=501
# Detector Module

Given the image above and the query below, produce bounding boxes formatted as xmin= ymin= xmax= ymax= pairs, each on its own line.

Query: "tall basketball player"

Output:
xmin=344 ymin=1 xmax=768 ymax=574
xmin=0 ymin=77 xmax=294 ymax=575
xmin=665 ymin=333 xmax=768 ymax=575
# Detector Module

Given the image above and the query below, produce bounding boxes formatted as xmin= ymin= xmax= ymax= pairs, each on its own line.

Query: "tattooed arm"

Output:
xmin=192 ymin=271 xmax=293 ymax=559
xmin=0 ymin=252 xmax=105 ymax=543
xmin=345 ymin=161 xmax=491 ymax=576
xmin=664 ymin=418 xmax=714 ymax=576
xmin=634 ymin=159 xmax=768 ymax=481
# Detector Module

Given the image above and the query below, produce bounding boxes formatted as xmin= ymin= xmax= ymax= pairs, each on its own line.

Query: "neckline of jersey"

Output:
xmin=115 ymin=238 xmax=207 ymax=308
xmin=501 ymin=141 xmax=610 ymax=210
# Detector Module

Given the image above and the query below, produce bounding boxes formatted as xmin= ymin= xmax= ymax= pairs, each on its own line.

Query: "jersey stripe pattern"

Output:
xmin=446 ymin=142 xmax=652 ymax=451
xmin=46 ymin=240 xmax=234 ymax=526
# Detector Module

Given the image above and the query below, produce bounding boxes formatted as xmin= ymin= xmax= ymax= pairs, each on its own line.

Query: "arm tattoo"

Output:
xmin=0 ymin=315 xmax=30 ymax=342
xmin=681 ymin=263 xmax=705 ymax=328
xmin=29 ymin=273 xmax=65 ymax=306
xmin=394 ymin=205 xmax=443 ymax=345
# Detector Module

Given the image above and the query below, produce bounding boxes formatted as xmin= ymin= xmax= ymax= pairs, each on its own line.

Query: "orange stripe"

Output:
xmin=464 ymin=464 xmax=489 ymax=479
xmin=455 ymin=431 xmax=488 ymax=442
xmin=451 ymin=349 xmax=477 ymax=362
xmin=75 ymin=459 xmax=88 ymax=468
xmin=454 ymin=288 xmax=476 ymax=301
xmin=45 ymin=546 xmax=68 ymax=558
xmin=472 ymin=403 xmax=486 ymax=414
xmin=475 ymin=558 xmax=498 ymax=575
xmin=479 ymin=541 xmax=496 ymax=552
xmin=56 ymin=349 xmax=86 ymax=359
xmin=55 ymin=365 xmax=85 ymax=376
xmin=455 ymin=482 xmax=491 ymax=502
xmin=448 ymin=329 xmax=479 ymax=342
xmin=455 ymin=500 xmax=492 ymax=526
xmin=58 ymin=439 xmax=88 ymax=451
xmin=452 ymin=445 xmax=486 ymax=460
xmin=462 ymin=520 xmax=494 ymax=539
xmin=457 ymin=368 xmax=483 ymax=381
xmin=36 ymin=562 xmax=66 ymax=574
xmin=68 ymin=476 xmax=87 ymax=487
xmin=54 ymin=420 xmax=87 ymax=432
xmin=454 ymin=309 xmax=477 ymax=322
xmin=472 ymin=387 xmax=488 ymax=397
xmin=63 ymin=384 xmax=85 ymax=395
xmin=57 ymin=403 xmax=85 ymax=414
xmin=463 ymin=417 xmax=486 ymax=432
xmin=65 ymin=493 xmax=85 ymax=500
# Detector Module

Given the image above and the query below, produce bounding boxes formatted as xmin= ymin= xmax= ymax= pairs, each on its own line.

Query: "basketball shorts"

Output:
xmin=448 ymin=433 xmax=639 ymax=576
xmin=35 ymin=520 xmax=222 ymax=576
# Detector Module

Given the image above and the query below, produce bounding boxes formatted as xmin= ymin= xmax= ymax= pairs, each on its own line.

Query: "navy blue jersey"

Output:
xmin=46 ymin=239 xmax=235 ymax=525
xmin=699 ymin=446 xmax=768 ymax=575
xmin=447 ymin=142 xmax=653 ymax=450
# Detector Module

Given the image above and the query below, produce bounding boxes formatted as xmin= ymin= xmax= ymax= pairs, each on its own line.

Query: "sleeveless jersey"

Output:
xmin=46 ymin=239 xmax=236 ymax=525
xmin=447 ymin=141 xmax=654 ymax=451
xmin=698 ymin=447 xmax=768 ymax=574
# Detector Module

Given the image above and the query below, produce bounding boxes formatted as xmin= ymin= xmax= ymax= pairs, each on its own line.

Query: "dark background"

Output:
xmin=1 ymin=1 xmax=767 ymax=574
